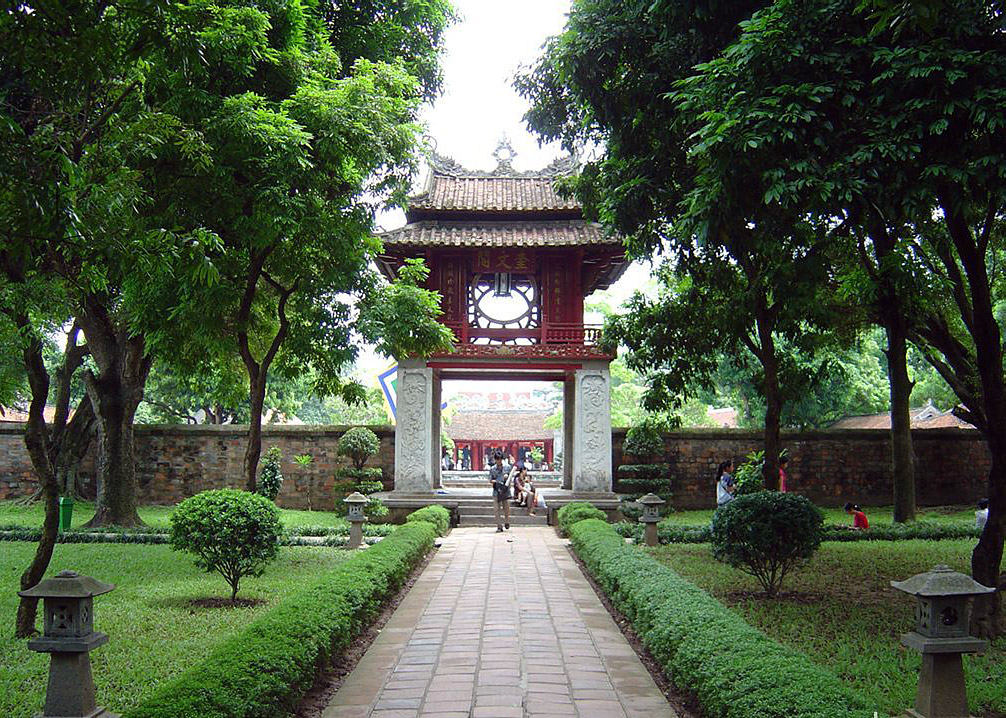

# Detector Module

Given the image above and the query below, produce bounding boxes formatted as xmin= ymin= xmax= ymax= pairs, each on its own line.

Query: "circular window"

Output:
xmin=468 ymin=273 xmax=540 ymax=343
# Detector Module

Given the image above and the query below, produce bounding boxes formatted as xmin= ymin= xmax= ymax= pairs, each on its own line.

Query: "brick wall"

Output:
xmin=0 ymin=424 xmax=395 ymax=511
xmin=0 ymin=424 xmax=990 ymax=510
xmin=612 ymin=427 xmax=990 ymax=509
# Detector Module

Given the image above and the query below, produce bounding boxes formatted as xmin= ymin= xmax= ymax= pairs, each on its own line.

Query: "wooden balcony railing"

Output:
xmin=442 ymin=322 xmax=603 ymax=346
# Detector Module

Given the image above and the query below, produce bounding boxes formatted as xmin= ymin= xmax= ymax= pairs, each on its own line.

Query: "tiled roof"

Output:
xmin=829 ymin=408 xmax=976 ymax=430
xmin=446 ymin=410 xmax=555 ymax=441
xmin=410 ymin=176 xmax=580 ymax=213
xmin=378 ymin=220 xmax=619 ymax=248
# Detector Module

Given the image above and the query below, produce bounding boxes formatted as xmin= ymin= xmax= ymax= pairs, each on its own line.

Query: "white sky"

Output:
xmin=361 ymin=0 xmax=651 ymax=391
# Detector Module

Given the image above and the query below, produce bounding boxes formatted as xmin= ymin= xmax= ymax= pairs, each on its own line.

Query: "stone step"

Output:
xmin=457 ymin=513 xmax=548 ymax=527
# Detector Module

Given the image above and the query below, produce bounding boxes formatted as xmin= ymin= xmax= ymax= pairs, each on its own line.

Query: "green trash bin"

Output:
xmin=58 ymin=496 xmax=74 ymax=533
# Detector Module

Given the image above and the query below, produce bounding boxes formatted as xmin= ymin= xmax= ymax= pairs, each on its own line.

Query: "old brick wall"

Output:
xmin=612 ymin=427 xmax=990 ymax=509
xmin=0 ymin=423 xmax=989 ymax=510
xmin=0 ymin=423 xmax=395 ymax=510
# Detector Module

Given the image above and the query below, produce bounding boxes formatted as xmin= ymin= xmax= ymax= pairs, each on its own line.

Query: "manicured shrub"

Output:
xmin=169 ymin=489 xmax=283 ymax=601
xmin=732 ymin=450 xmax=767 ymax=495
xmin=126 ymin=522 xmax=436 ymax=718
xmin=406 ymin=505 xmax=451 ymax=536
xmin=338 ymin=427 xmax=381 ymax=470
xmin=257 ymin=447 xmax=283 ymax=501
xmin=622 ymin=421 xmax=664 ymax=460
xmin=567 ymin=519 xmax=878 ymax=718
xmin=711 ymin=492 xmax=823 ymax=596
xmin=557 ymin=501 xmax=607 ymax=536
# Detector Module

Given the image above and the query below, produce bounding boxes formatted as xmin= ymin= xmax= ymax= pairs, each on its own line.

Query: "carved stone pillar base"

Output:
xmin=572 ymin=367 xmax=612 ymax=492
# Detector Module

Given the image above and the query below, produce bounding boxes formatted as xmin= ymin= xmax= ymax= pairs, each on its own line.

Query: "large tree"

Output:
xmin=670 ymin=0 xmax=1006 ymax=633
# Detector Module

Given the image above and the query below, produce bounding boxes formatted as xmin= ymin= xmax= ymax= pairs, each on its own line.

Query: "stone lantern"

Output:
xmin=890 ymin=564 xmax=994 ymax=718
xmin=637 ymin=493 xmax=665 ymax=547
xmin=18 ymin=570 xmax=117 ymax=718
xmin=343 ymin=491 xmax=369 ymax=549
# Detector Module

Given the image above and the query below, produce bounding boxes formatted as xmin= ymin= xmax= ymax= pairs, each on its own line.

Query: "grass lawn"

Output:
xmin=0 ymin=500 xmax=349 ymax=532
xmin=0 ymin=542 xmax=347 ymax=717
xmin=659 ymin=504 xmax=977 ymax=528
xmin=649 ymin=539 xmax=1005 ymax=717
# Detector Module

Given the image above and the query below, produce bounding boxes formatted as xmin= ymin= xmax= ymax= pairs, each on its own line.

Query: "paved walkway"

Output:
xmin=323 ymin=527 xmax=677 ymax=718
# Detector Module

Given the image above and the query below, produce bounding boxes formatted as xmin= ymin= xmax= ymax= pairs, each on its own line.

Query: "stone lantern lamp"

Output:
xmin=343 ymin=491 xmax=369 ymax=549
xmin=637 ymin=493 xmax=665 ymax=547
xmin=890 ymin=564 xmax=995 ymax=718
xmin=18 ymin=570 xmax=118 ymax=718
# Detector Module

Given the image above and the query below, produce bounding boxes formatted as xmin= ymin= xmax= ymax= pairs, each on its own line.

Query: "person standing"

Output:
xmin=489 ymin=451 xmax=511 ymax=532
xmin=779 ymin=455 xmax=789 ymax=493
xmin=716 ymin=460 xmax=736 ymax=507
xmin=976 ymin=498 xmax=989 ymax=531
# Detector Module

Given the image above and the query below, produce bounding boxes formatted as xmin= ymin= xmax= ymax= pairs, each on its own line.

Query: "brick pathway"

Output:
xmin=323 ymin=527 xmax=677 ymax=718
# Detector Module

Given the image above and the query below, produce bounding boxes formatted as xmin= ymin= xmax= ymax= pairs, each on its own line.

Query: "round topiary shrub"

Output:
xmin=170 ymin=489 xmax=282 ymax=601
xmin=557 ymin=501 xmax=608 ymax=536
xmin=622 ymin=421 xmax=664 ymax=461
xmin=710 ymin=492 xmax=823 ymax=597
xmin=338 ymin=427 xmax=381 ymax=470
xmin=257 ymin=446 xmax=283 ymax=501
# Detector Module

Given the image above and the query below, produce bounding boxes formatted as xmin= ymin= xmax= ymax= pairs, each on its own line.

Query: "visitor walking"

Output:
xmin=844 ymin=502 xmax=869 ymax=530
xmin=489 ymin=451 xmax=511 ymax=532
xmin=715 ymin=460 xmax=736 ymax=508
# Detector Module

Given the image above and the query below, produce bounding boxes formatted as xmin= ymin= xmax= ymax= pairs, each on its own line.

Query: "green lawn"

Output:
xmin=0 ymin=500 xmax=349 ymax=532
xmin=0 ymin=542 xmax=347 ymax=717
xmin=649 ymin=540 xmax=1005 ymax=717
xmin=659 ymin=504 xmax=977 ymax=528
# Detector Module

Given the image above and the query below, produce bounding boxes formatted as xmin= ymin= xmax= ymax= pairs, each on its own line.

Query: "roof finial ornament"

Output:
xmin=492 ymin=136 xmax=517 ymax=175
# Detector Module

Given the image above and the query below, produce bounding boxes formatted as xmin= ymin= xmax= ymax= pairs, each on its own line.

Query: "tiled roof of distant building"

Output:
xmin=446 ymin=410 xmax=554 ymax=441
xmin=829 ymin=402 xmax=976 ymax=430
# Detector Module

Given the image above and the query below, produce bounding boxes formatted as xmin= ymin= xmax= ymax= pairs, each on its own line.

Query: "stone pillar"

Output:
xmin=393 ymin=363 xmax=436 ymax=492
xmin=431 ymin=372 xmax=442 ymax=489
xmin=562 ymin=374 xmax=575 ymax=490
xmin=572 ymin=367 xmax=612 ymax=492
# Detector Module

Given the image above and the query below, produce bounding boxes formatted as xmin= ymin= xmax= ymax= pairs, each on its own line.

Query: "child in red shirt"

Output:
xmin=844 ymin=502 xmax=869 ymax=530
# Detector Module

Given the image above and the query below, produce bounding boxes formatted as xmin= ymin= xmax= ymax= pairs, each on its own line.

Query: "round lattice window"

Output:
xmin=468 ymin=273 xmax=540 ymax=343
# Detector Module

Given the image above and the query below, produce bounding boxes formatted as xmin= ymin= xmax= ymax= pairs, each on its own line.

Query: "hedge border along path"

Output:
xmin=612 ymin=519 xmax=982 ymax=544
xmin=568 ymin=519 xmax=883 ymax=718
xmin=123 ymin=521 xmax=437 ymax=718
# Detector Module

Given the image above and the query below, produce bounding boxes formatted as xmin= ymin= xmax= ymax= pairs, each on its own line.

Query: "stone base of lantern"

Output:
xmin=40 ymin=652 xmax=118 ymax=718
xmin=643 ymin=522 xmax=658 ymax=547
xmin=905 ymin=652 xmax=975 ymax=718
xmin=347 ymin=521 xmax=364 ymax=549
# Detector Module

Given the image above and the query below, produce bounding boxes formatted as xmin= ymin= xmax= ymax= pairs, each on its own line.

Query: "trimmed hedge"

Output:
xmin=612 ymin=519 xmax=981 ymax=545
xmin=568 ymin=519 xmax=881 ymax=718
xmin=615 ymin=464 xmax=667 ymax=480
xmin=405 ymin=505 xmax=451 ymax=536
xmin=0 ymin=523 xmax=396 ymax=545
xmin=556 ymin=501 xmax=607 ymax=536
xmin=123 ymin=521 xmax=436 ymax=718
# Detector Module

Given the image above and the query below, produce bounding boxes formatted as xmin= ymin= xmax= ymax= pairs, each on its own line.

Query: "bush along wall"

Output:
xmin=568 ymin=519 xmax=882 ymax=718
xmin=123 ymin=521 xmax=437 ymax=718
xmin=611 ymin=519 xmax=981 ymax=545
xmin=405 ymin=505 xmax=450 ymax=536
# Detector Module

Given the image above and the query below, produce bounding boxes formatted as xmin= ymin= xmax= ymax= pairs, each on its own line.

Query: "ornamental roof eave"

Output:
xmin=376 ymin=220 xmax=622 ymax=249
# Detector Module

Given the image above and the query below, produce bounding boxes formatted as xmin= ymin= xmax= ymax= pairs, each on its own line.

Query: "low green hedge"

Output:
xmin=123 ymin=521 xmax=436 ymax=718
xmin=612 ymin=519 xmax=981 ymax=544
xmin=615 ymin=463 xmax=668 ymax=480
xmin=405 ymin=505 xmax=451 ymax=536
xmin=0 ymin=522 xmax=396 ymax=545
xmin=568 ymin=519 xmax=880 ymax=718
xmin=556 ymin=501 xmax=607 ymax=536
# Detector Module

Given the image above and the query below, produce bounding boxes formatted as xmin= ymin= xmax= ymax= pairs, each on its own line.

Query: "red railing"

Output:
xmin=441 ymin=322 xmax=602 ymax=346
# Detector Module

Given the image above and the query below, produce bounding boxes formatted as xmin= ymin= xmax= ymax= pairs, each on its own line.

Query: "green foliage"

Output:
xmin=529 ymin=446 xmax=544 ymax=465
xmin=711 ymin=493 xmax=824 ymax=596
xmin=125 ymin=522 xmax=436 ymax=718
xmin=732 ymin=450 xmax=768 ymax=496
xmin=567 ymin=520 xmax=877 ymax=718
xmin=355 ymin=480 xmax=385 ymax=495
xmin=257 ymin=447 xmax=284 ymax=501
xmin=622 ymin=421 xmax=664 ymax=461
xmin=338 ymin=427 xmax=381 ymax=470
xmin=405 ymin=505 xmax=451 ymax=536
xmin=556 ymin=502 xmax=608 ymax=536
xmin=169 ymin=490 xmax=283 ymax=600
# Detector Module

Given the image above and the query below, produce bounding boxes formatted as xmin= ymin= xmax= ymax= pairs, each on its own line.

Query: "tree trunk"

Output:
xmin=15 ymin=335 xmax=59 ymax=639
xmin=972 ymin=456 xmax=1006 ymax=637
xmin=754 ymin=297 xmax=781 ymax=490
xmin=77 ymin=303 xmax=151 ymax=528
xmin=884 ymin=316 xmax=916 ymax=523
xmin=244 ymin=373 xmax=266 ymax=491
